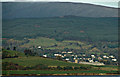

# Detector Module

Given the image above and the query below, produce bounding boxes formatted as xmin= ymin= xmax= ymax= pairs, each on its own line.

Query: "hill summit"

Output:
xmin=2 ymin=2 xmax=118 ymax=19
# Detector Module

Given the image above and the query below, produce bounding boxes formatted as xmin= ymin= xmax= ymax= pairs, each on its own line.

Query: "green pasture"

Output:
xmin=3 ymin=56 xmax=90 ymax=67
xmin=3 ymin=70 xmax=118 ymax=75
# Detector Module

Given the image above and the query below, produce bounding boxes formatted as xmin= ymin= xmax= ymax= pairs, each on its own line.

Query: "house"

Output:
xmin=91 ymin=55 xmax=95 ymax=58
xmin=103 ymin=55 xmax=107 ymax=58
xmin=87 ymin=58 xmax=91 ymax=60
xmin=68 ymin=51 xmax=72 ymax=54
xmin=65 ymin=58 xmax=69 ymax=61
xmin=75 ymin=59 xmax=78 ymax=63
xmin=83 ymin=58 xmax=86 ymax=60
xmin=75 ymin=55 xmax=78 ymax=57
xmin=82 ymin=54 xmax=86 ymax=56
xmin=79 ymin=62 xmax=105 ymax=65
xmin=74 ymin=58 xmax=76 ymax=60
xmin=64 ymin=54 xmax=66 ymax=56
xmin=79 ymin=58 xmax=82 ymax=60
xmin=98 ymin=57 xmax=102 ymax=60
xmin=54 ymin=54 xmax=62 ymax=57
xmin=112 ymin=59 xmax=117 ymax=61
xmin=89 ymin=59 xmax=94 ymax=63
xmin=71 ymin=55 xmax=74 ymax=56
xmin=62 ymin=52 xmax=66 ymax=53
xmin=38 ymin=46 xmax=41 ymax=49
xmin=109 ymin=55 xmax=114 ymax=58
xmin=43 ymin=55 xmax=47 ymax=57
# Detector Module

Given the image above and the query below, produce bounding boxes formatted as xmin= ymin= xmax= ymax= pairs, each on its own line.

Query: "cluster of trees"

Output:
xmin=3 ymin=17 xmax=118 ymax=42
xmin=24 ymin=49 xmax=37 ymax=56
xmin=2 ymin=50 xmax=18 ymax=59
xmin=3 ymin=62 xmax=24 ymax=70
xmin=34 ymin=65 xmax=92 ymax=71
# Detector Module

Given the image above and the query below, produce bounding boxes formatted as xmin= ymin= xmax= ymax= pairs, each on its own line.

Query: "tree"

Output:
xmin=64 ymin=66 xmax=73 ymax=70
xmin=24 ymin=49 xmax=35 ymax=56
xmin=13 ymin=46 xmax=16 ymax=51
xmin=57 ymin=66 xmax=63 ymax=70
xmin=74 ymin=67 xmax=79 ymax=70
xmin=56 ymin=56 xmax=62 ymax=61
xmin=35 ymin=64 xmax=48 ymax=70
xmin=7 ymin=47 xmax=10 ymax=50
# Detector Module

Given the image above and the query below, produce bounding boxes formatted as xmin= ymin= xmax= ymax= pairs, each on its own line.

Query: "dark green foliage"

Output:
xmin=79 ymin=66 xmax=92 ymax=70
xmin=56 ymin=56 xmax=63 ymax=61
xmin=57 ymin=66 xmax=63 ymax=70
xmin=74 ymin=67 xmax=80 ymax=70
xmin=2 ymin=49 xmax=25 ymax=59
xmin=64 ymin=66 xmax=73 ymax=70
xmin=24 ymin=49 xmax=37 ymax=56
xmin=2 ymin=62 xmax=24 ymax=70
xmin=13 ymin=47 xmax=16 ymax=51
xmin=33 ymin=64 xmax=48 ymax=70
xmin=3 ymin=17 xmax=118 ymax=42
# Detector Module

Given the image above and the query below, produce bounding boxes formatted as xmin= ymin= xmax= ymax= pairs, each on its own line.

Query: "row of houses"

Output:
xmin=42 ymin=51 xmax=117 ymax=65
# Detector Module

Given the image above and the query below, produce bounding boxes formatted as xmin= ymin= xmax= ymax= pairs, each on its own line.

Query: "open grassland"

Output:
xmin=3 ymin=56 xmax=90 ymax=67
xmin=3 ymin=56 xmax=118 ymax=71
xmin=21 ymin=37 xmax=93 ymax=50
xmin=3 ymin=70 xmax=118 ymax=75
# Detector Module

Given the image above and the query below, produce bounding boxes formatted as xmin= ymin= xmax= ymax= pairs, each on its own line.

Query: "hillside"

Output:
xmin=3 ymin=17 xmax=118 ymax=41
xmin=2 ymin=50 xmax=118 ymax=75
xmin=3 ymin=56 xmax=89 ymax=67
xmin=2 ymin=37 xmax=118 ymax=66
xmin=2 ymin=2 xmax=118 ymax=19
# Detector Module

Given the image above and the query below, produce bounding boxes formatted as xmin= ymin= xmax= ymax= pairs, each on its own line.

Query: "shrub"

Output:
xmin=57 ymin=66 xmax=63 ymax=70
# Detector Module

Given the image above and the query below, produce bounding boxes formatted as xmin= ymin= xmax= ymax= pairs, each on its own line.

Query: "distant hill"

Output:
xmin=3 ymin=17 xmax=118 ymax=41
xmin=2 ymin=2 xmax=118 ymax=19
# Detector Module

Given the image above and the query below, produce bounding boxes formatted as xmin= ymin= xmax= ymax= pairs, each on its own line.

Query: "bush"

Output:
xmin=34 ymin=64 xmax=48 ymax=70
xmin=57 ymin=66 xmax=63 ymax=70
xmin=2 ymin=49 xmax=25 ymax=59
xmin=74 ymin=67 xmax=80 ymax=70
xmin=2 ymin=62 xmax=24 ymax=70
xmin=64 ymin=66 xmax=73 ymax=70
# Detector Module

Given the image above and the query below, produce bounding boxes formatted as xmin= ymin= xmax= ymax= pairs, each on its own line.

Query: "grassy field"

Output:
xmin=21 ymin=37 xmax=95 ymax=50
xmin=3 ymin=70 xmax=118 ymax=75
xmin=3 ymin=56 xmax=91 ymax=67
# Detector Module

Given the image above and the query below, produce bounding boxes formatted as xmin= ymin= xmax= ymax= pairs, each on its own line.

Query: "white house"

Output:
xmin=38 ymin=46 xmax=41 ymax=49
xmin=65 ymin=58 xmax=69 ymax=61
xmin=89 ymin=59 xmax=94 ymax=63
xmin=62 ymin=52 xmax=66 ymax=53
xmin=43 ymin=55 xmax=47 ymax=57
xmin=83 ymin=54 xmax=86 ymax=56
xmin=109 ymin=55 xmax=114 ymax=58
xmin=103 ymin=55 xmax=107 ymax=58
xmin=112 ymin=59 xmax=117 ymax=61
xmin=75 ymin=55 xmax=78 ymax=57
xmin=68 ymin=51 xmax=72 ymax=54
xmin=54 ymin=54 xmax=62 ymax=57
xmin=91 ymin=55 xmax=95 ymax=58
xmin=71 ymin=55 xmax=74 ymax=56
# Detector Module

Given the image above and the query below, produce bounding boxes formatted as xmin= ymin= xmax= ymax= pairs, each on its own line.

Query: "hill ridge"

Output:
xmin=2 ymin=2 xmax=118 ymax=19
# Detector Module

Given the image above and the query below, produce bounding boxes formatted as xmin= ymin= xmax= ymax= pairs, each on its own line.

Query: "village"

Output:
xmin=42 ymin=50 xmax=118 ymax=66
